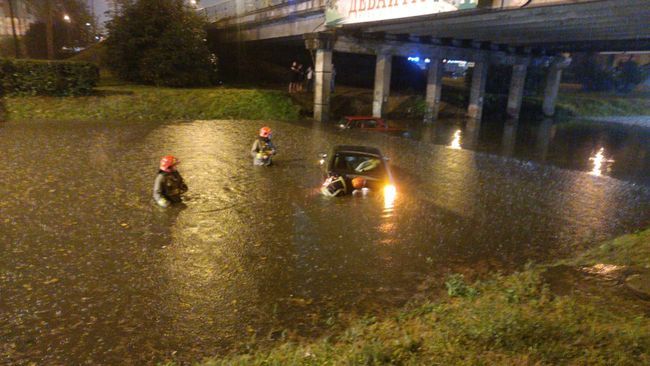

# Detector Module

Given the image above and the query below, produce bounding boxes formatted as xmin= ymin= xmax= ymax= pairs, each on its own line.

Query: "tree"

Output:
xmin=24 ymin=0 xmax=95 ymax=59
xmin=23 ymin=0 xmax=55 ymax=58
xmin=105 ymin=0 xmax=216 ymax=87
xmin=7 ymin=0 xmax=20 ymax=57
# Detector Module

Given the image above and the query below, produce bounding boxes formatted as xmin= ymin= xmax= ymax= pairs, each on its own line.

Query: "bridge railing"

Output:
xmin=199 ymin=0 xmax=302 ymax=22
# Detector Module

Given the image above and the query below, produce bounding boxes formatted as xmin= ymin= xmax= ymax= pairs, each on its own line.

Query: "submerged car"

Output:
xmin=319 ymin=145 xmax=396 ymax=196
xmin=337 ymin=116 xmax=409 ymax=136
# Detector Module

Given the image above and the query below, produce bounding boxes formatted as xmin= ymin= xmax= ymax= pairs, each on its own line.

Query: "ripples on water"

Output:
xmin=0 ymin=118 xmax=648 ymax=364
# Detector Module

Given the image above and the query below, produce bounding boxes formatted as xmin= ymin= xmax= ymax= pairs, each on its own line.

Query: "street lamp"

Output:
xmin=63 ymin=14 xmax=71 ymax=23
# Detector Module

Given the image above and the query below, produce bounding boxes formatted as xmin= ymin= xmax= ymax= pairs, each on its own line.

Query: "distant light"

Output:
xmin=407 ymin=56 xmax=420 ymax=63
xmin=189 ymin=0 xmax=197 ymax=5
xmin=424 ymin=58 xmax=431 ymax=63
xmin=63 ymin=14 xmax=71 ymax=22
xmin=85 ymin=22 xmax=91 ymax=27
xmin=446 ymin=60 xmax=468 ymax=67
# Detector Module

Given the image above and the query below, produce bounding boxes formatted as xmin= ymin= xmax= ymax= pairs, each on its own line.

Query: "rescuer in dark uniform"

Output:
xmin=153 ymin=155 xmax=188 ymax=208
xmin=251 ymin=126 xmax=277 ymax=166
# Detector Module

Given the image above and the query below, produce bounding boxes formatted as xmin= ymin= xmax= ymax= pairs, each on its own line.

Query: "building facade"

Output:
xmin=0 ymin=1 xmax=35 ymax=36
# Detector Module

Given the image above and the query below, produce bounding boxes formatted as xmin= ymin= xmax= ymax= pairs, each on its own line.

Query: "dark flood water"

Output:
xmin=1 ymin=118 xmax=649 ymax=364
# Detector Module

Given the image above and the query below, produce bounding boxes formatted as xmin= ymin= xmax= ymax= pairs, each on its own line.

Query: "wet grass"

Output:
xmin=554 ymin=93 xmax=650 ymax=118
xmin=5 ymin=84 xmax=300 ymax=122
xmin=571 ymin=229 xmax=650 ymax=268
xmin=190 ymin=229 xmax=650 ymax=365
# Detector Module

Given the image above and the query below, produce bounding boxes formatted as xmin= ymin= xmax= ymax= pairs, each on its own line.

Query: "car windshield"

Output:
xmin=332 ymin=152 xmax=386 ymax=179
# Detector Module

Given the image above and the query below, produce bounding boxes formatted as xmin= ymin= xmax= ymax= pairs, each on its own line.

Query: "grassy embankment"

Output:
xmin=401 ymin=85 xmax=650 ymax=120
xmin=5 ymin=83 xmax=300 ymax=122
xmin=2 ymin=43 xmax=299 ymax=122
xmin=191 ymin=229 xmax=650 ymax=365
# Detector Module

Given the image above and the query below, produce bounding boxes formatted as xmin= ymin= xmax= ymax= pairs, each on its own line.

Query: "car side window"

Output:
xmin=364 ymin=119 xmax=378 ymax=128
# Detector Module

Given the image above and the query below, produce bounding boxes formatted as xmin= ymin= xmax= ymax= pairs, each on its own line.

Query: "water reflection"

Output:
xmin=383 ymin=184 xmax=397 ymax=212
xmin=449 ymin=129 xmax=462 ymax=149
xmin=589 ymin=147 xmax=615 ymax=177
xmin=1 ymin=119 xmax=649 ymax=364
xmin=501 ymin=119 xmax=518 ymax=157
xmin=415 ymin=117 xmax=647 ymax=185
xmin=463 ymin=118 xmax=481 ymax=150
xmin=535 ymin=118 xmax=556 ymax=162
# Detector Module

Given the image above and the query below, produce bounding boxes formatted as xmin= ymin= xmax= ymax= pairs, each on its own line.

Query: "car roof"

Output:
xmin=344 ymin=116 xmax=382 ymax=121
xmin=332 ymin=145 xmax=383 ymax=156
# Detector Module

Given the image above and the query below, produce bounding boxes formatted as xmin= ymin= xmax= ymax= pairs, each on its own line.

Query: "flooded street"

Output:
xmin=1 ymin=118 xmax=649 ymax=365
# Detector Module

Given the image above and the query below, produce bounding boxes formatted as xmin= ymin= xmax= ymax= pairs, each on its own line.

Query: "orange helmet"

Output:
xmin=351 ymin=176 xmax=366 ymax=189
xmin=160 ymin=155 xmax=179 ymax=172
xmin=259 ymin=126 xmax=272 ymax=138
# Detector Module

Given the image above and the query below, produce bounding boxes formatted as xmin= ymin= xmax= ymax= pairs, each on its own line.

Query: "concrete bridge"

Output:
xmin=202 ymin=0 xmax=650 ymax=122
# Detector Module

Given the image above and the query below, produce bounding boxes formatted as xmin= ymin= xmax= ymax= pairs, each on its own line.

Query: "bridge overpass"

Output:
xmin=201 ymin=0 xmax=650 ymax=122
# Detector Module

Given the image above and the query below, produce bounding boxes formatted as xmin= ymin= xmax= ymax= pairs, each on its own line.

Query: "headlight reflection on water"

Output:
xmin=449 ymin=129 xmax=462 ymax=150
xmin=589 ymin=147 xmax=614 ymax=177
xmin=383 ymin=185 xmax=396 ymax=210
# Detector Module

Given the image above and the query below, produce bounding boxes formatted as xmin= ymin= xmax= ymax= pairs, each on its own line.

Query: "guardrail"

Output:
xmin=198 ymin=0 xmax=580 ymax=24
xmin=199 ymin=0 xmax=306 ymax=22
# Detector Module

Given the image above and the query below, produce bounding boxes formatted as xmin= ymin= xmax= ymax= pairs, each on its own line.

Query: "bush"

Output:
xmin=0 ymin=36 xmax=24 ymax=58
xmin=105 ymin=0 xmax=217 ymax=87
xmin=0 ymin=58 xmax=99 ymax=96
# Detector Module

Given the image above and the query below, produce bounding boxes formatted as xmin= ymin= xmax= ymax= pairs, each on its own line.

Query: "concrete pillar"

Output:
xmin=467 ymin=61 xmax=488 ymax=120
xmin=424 ymin=58 xmax=444 ymax=123
xmin=314 ymin=48 xmax=333 ymax=122
xmin=372 ymin=53 xmax=392 ymax=118
xmin=506 ymin=64 xmax=527 ymax=120
xmin=542 ymin=64 xmax=563 ymax=117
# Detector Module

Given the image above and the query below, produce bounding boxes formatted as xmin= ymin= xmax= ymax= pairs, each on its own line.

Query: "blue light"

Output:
xmin=407 ymin=56 xmax=420 ymax=63
xmin=424 ymin=58 xmax=431 ymax=63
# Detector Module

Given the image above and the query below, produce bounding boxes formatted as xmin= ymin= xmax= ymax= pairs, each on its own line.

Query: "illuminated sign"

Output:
xmin=326 ymin=0 xmax=478 ymax=26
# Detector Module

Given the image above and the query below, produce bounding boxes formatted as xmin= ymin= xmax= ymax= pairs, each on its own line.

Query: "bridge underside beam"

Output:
xmin=332 ymin=36 xmax=532 ymax=66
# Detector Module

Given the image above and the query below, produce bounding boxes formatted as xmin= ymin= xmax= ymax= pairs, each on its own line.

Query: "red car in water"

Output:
xmin=337 ymin=116 xmax=409 ymax=136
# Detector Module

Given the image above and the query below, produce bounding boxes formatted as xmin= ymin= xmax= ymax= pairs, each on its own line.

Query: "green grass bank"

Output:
xmin=410 ymin=87 xmax=650 ymax=120
xmin=5 ymin=84 xmax=300 ymax=122
xmin=189 ymin=229 xmax=650 ymax=366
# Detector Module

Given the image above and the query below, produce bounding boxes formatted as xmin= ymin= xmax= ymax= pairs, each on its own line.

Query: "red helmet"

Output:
xmin=259 ymin=126 xmax=272 ymax=138
xmin=352 ymin=176 xmax=366 ymax=189
xmin=160 ymin=155 xmax=179 ymax=172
